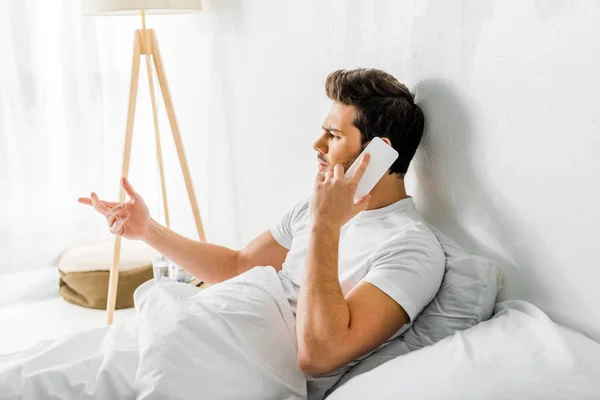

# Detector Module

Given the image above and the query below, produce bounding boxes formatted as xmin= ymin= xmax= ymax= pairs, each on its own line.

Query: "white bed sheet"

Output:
xmin=328 ymin=300 xmax=600 ymax=400
xmin=0 ymin=268 xmax=135 ymax=356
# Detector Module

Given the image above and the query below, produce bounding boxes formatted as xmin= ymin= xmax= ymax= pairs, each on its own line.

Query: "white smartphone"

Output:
xmin=344 ymin=137 xmax=399 ymax=202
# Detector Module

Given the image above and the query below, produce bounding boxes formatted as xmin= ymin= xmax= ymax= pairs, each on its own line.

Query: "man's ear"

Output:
xmin=380 ymin=137 xmax=392 ymax=146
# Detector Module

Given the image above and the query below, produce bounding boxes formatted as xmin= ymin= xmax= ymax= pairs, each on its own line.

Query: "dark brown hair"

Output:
xmin=325 ymin=68 xmax=424 ymax=177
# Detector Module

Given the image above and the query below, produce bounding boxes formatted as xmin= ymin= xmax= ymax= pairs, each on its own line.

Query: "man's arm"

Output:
xmin=296 ymin=155 xmax=410 ymax=375
xmin=80 ymin=177 xmax=288 ymax=284
xmin=295 ymin=223 xmax=409 ymax=376
xmin=145 ymin=222 xmax=289 ymax=284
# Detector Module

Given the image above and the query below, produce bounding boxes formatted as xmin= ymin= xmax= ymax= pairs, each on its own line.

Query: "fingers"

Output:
xmin=78 ymin=197 xmax=120 ymax=208
xmin=333 ymin=164 xmax=344 ymax=180
xmin=105 ymin=203 xmax=129 ymax=227
xmin=81 ymin=192 xmax=128 ymax=230
xmin=78 ymin=197 xmax=92 ymax=206
xmin=316 ymin=164 xmax=347 ymax=184
xmin=315 ymin=171 xmax=325 ymax=184
xmin=350 ymin=153 xmax=371 ymax=185
xmin=90 ymin=192 xmax=108 ymax=214
xmin=110 ymin=212 xmax=130 ymax=235
xmin=351 ymin=194 xmax=372 ymax=219
xmin=121 ymin=177 xmax=138 ymax=199
xmin=353 ymin=194 xmax=371 ymax=211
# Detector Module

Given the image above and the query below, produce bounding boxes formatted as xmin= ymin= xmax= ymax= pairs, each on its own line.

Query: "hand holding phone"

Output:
xmin=345 ymin=137 xmax=399 ymax=202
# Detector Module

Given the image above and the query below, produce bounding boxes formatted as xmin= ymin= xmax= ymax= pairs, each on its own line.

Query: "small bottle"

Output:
xmin=168 ymin=262 xmax=194 ymax=283
xmin=152 ymin=255 xmax=170 ymax=282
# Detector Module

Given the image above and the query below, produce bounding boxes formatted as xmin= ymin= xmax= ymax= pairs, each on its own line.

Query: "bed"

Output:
xmin=1 ymin=266 xmax=599 ymax=399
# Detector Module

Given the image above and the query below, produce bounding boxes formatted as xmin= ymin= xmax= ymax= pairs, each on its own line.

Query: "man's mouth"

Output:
xmin=317 ymin=157 xmax=328 ymax=171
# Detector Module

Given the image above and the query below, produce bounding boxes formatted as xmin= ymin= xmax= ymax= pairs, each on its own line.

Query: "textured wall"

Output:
xmin=199 ymin=0 xmax=600 ymax=341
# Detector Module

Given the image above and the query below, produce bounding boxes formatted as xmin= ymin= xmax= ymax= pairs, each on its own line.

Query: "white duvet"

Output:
xmin=328 ymin=300 xmax=600 ymax=400
xmin=0 ymin=266 xmax=307 ymax=400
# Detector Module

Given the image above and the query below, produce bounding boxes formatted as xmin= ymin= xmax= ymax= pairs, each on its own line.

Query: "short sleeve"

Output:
xmin=269 ymin=197 xmax=310 ymax=250
xmin=362 ymin=235 xmax=445 ymax=321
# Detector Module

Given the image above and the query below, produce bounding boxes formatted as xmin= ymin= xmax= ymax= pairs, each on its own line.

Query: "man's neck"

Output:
xmin=365 ymin=172 xmax=409 ymax=211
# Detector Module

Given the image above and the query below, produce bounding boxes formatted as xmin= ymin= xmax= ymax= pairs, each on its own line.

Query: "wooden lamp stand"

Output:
xmin=106 ymin=12 xmax=206 ymax=325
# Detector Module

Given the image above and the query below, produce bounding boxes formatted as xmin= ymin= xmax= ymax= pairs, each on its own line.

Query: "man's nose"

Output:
xmin=313 ymin=134 xmax=327 ymax=154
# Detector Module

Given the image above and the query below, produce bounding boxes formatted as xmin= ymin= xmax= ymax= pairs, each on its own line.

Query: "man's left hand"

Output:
xmin=310 ymin=153 xmax=371 ymax=229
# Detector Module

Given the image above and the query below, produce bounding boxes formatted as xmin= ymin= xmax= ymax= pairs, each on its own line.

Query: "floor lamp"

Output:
xmin=83 ymin=0 xmax=206 ymax=325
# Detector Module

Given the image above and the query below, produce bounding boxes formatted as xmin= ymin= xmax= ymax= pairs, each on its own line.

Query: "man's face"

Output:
xmin=314 ymin=102 xmax=364 ymax=173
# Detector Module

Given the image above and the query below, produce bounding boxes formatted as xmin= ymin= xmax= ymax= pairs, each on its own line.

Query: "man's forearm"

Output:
xmin=144 ymin=219 xmax=241 ymax=284
xmin=296 ymin=223 xmax=351 ymax=371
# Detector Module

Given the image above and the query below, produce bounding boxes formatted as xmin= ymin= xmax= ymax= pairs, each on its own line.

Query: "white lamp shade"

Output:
xmin=83 ymin=0 xmax=203 ymax=15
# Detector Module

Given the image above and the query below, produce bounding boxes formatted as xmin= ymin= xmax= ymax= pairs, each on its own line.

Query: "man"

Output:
xmin=80 ymin=68 xmax=445 ymax=398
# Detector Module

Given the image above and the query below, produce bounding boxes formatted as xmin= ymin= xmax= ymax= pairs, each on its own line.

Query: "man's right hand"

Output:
xmin=78 ymin=177 xmax=151 ymax=241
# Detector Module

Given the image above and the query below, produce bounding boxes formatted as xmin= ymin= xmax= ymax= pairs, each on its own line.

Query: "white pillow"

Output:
xmin=327 ymin=226 xmax=503 ymax=395
xmin=327 ymin=301 xmax=600 ymax=400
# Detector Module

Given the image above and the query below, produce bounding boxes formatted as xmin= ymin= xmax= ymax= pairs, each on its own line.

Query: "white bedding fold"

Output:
xmin=0 ymin=266 xmax=307 ymax=400
xmin=327 ymin=300 xmax=600 ymax=400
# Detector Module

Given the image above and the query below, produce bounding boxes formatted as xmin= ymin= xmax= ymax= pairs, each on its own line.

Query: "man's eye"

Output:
xmin=329 ymin=133 xmax=339 ymax=139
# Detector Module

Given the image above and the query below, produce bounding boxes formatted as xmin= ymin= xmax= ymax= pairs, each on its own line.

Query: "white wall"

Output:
xmin=196 ymin=0 xmax=600 ymax=341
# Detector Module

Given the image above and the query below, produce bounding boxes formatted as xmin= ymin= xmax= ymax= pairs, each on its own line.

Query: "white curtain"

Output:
xmin=0 ymin=0 xmax=239 ymax=275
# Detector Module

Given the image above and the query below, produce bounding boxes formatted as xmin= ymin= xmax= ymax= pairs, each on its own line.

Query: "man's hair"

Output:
xmin=325 ymin=68 xmax=424 ymax=177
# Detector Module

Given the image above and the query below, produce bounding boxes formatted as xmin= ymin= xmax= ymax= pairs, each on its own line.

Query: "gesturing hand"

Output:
xmin=78 ymin=177 xmax=151 ymax=241
xmin=310 ymin=153 xmax=371 ymax=229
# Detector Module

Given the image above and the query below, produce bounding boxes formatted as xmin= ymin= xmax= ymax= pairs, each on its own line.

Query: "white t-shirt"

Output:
xmin=270 ymin=195 xmax=445 ymax=398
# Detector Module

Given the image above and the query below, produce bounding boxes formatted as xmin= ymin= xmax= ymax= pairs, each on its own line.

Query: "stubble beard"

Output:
xmin=341 ymin=144 xmax=366 ymax=173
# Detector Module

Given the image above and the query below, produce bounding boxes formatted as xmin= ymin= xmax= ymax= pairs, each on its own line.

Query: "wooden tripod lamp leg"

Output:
xmin=150 ymin=30 xmax=207 ymax=242
xmin=145 ymin=54 xmax=171 ymax=229
xmin=106 ymin=31 xmax=142 ymax=326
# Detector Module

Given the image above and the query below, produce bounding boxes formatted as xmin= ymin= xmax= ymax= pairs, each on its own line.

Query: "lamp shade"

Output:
xmin=83 ymin=0 xmax=203 ymax=15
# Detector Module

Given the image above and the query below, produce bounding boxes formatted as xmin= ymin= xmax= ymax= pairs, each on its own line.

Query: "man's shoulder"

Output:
xmin=386 ymin=226 xmax=443 ymax=253
xmin=290 ymin=195 xmax=311 ymax=217
xmin=381 ymin=207 xmax=442 ymax=247
xmin=279 ymin=195 xmax=311 ymax=227
xmin=372 ymin=217 xmax=445 ymax=264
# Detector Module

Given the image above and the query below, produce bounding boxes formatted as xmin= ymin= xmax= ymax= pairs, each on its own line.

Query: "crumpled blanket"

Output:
xmin=0 ymin=266 xmax=307 ymax=400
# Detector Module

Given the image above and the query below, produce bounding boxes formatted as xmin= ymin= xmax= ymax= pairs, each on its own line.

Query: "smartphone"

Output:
xmin=344 ymin=137 xmax=399 ymax=202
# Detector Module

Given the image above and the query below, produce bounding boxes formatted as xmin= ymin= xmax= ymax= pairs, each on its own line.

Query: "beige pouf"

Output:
xmin=57 ymin=239 xmax=161 ymax=310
